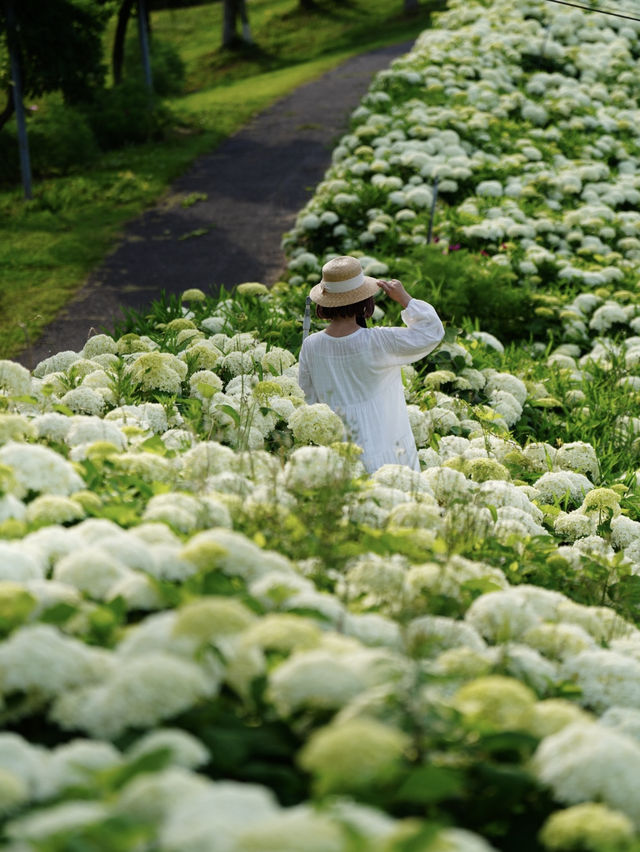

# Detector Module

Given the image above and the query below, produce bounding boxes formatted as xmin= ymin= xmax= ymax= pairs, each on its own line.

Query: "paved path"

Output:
xmin=19 ymin=41 xmax=413 ymax=367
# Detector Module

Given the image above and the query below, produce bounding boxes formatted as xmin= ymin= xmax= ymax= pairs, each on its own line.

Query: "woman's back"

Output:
xmin=298 ymin=299 xmax=443 ymax=472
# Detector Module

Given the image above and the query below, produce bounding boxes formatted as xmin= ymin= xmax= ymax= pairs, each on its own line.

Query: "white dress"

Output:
xmin=297 ymin=298 xmax=444 ymax=473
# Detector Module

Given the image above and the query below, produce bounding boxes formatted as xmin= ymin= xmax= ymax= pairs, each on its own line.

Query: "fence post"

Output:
xmin=427 ymin=175 xmax=439 ymax=243
xmin=137 ymin=0 xmax=153 ymax=93
xmin=6 ymin=0 xmax=32 ymax=200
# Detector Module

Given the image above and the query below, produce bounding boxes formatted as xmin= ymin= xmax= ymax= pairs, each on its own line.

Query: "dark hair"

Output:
xmin=315 ymin=296 xmax=375 ymax=322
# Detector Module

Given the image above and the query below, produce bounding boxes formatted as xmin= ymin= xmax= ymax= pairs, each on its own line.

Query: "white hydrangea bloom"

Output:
xmin=159 ymin=781 xmax=280 ymax=852
xmin=44 ymin=739 xmax=122 ymax=798
xmin=0 ymin=360 xmax=32 ymax=396
xmin=533 ymin=471 xmax=594 ymax=504
xmin=33 ymin=350 xmax=82 ymax=378
xmin=51 ymin=652 xmax=217 ymax=739
xmin=554 ymin=441 xmax=600 ymax=480
xmin=182 ymin=528 xmax=292 ymax=583
xmin=52 ymin=547 xmax=131 ymax=600
xmin=5 ymin=801 xmax=110 ymax=843
xmin=65 ymin=416 xmax=127 ymax=450
xmin=0 ymin=624 xmax=112 ymax=698
xmin=532 ymin=722 xmax=640 ymax=829
xmin=465 ymin=586 xmax=565 ymax=643
xmin=0 ymin=542 xmax=43 ymax=582
xmin=561 ymin=648 xmax=640 ymax=713
xmin=283 ymin=445 xmax=357 ymax=491
xmin=126 ymin=727 xmax=209 ymax=770
xmin=59 ymin=387 xmax=105 ymax=416
xmin=0 ymin=442 xmax=84 ymax=497
xmin=287 ymin=403 xmax=345 ymax=446
xmin=105 ymin=403 xmax=168 ymax=434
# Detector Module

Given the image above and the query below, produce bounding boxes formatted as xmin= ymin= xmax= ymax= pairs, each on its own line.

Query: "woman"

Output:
xmin=297 ymin=255 xmax=444 ymax=473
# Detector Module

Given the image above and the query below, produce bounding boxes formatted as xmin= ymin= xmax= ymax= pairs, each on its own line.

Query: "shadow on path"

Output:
xmin=19 ymin=40 xmax=413 ymax=368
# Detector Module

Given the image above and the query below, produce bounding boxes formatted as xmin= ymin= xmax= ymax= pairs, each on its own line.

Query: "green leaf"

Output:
xmin=475 ymin=731 xmax=539 ymax=756
xmin=99 ymin=748 xmax=173 ymax=792
xmin=99 ymin=502 xmax=142 ymax=526
xmin=53 ymin=403 xmax=75 ymax=416
xmin=39 ymin=601 xmax=78 ymax=626
xmin=394 ymin=764 xmax=465 ymax=804
xmin=217 ymin=403 xmax=241 ymax=427
xmin=610 ymin=574 xmax=640 ymax=605
xmin=140 ymin=434 xmax=168 ymax=455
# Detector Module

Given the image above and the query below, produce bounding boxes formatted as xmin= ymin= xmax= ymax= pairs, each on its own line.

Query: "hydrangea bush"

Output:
xmin=3 ymin=0 xmax=640 ymax=849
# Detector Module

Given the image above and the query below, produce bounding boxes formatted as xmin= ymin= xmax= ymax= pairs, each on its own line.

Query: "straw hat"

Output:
xmin=309 ymin=256 xmax=381 ymax=307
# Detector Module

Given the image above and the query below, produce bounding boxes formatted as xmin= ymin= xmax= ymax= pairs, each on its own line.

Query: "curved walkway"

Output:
xmin=20 ymin=41 xmax=413 ymax=368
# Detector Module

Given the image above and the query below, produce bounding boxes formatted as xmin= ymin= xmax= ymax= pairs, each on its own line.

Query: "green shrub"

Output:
xmin=84 ymin=80 xmax=173 ymax=149
xmin=393 ymin=244 xmax=544 ymax=342
xmin=123 ymin=35 xmax=187 ymax=97
xmin=0 ymin=102 xmax=99 ymax=184
xmin=28 ymin=102 xmax=100 ymax=175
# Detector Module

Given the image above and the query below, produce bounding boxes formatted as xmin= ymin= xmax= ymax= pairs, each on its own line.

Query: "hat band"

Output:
xmin=321 ymin=271 xmax=365 ymax=293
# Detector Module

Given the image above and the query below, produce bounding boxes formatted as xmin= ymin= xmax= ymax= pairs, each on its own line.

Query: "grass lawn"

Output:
xmin=0 ymin=0 xmax=441 ymax=360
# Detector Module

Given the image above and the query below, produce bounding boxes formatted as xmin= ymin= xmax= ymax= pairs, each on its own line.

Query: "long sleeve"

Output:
xmin=373 ymin=298 xmax=444 ymax=366
xmin=297 ymin=341 xmax=319 ymax=404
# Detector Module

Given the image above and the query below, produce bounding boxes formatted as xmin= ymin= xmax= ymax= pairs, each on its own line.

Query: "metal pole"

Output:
xmin=427 ymin=175 xmax=439 ymax=244
xmin=6 ymin=0 xmax=32 ymax=200
xmin=137 ymin=0 xmax=153 ymax=93
xmin=302 ymin=296 xmax=311 ymax=342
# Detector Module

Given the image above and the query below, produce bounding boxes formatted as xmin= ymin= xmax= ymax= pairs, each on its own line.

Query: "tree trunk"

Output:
xmin=112 ymin=0 xmax=136 ymax=85
xmin=404 ymin=0 xmax=419 ymax=12
xmin=222 ymin=0 xmax=252 ymax=48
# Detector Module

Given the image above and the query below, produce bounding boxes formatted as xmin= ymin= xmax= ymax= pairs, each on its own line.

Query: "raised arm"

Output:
xmin=374 ymin=279 xmax=445 ymax=365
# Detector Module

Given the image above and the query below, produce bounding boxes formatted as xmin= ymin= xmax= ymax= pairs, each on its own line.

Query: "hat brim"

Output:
xmin=309 ymin=275 xmax=380 ymax=307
